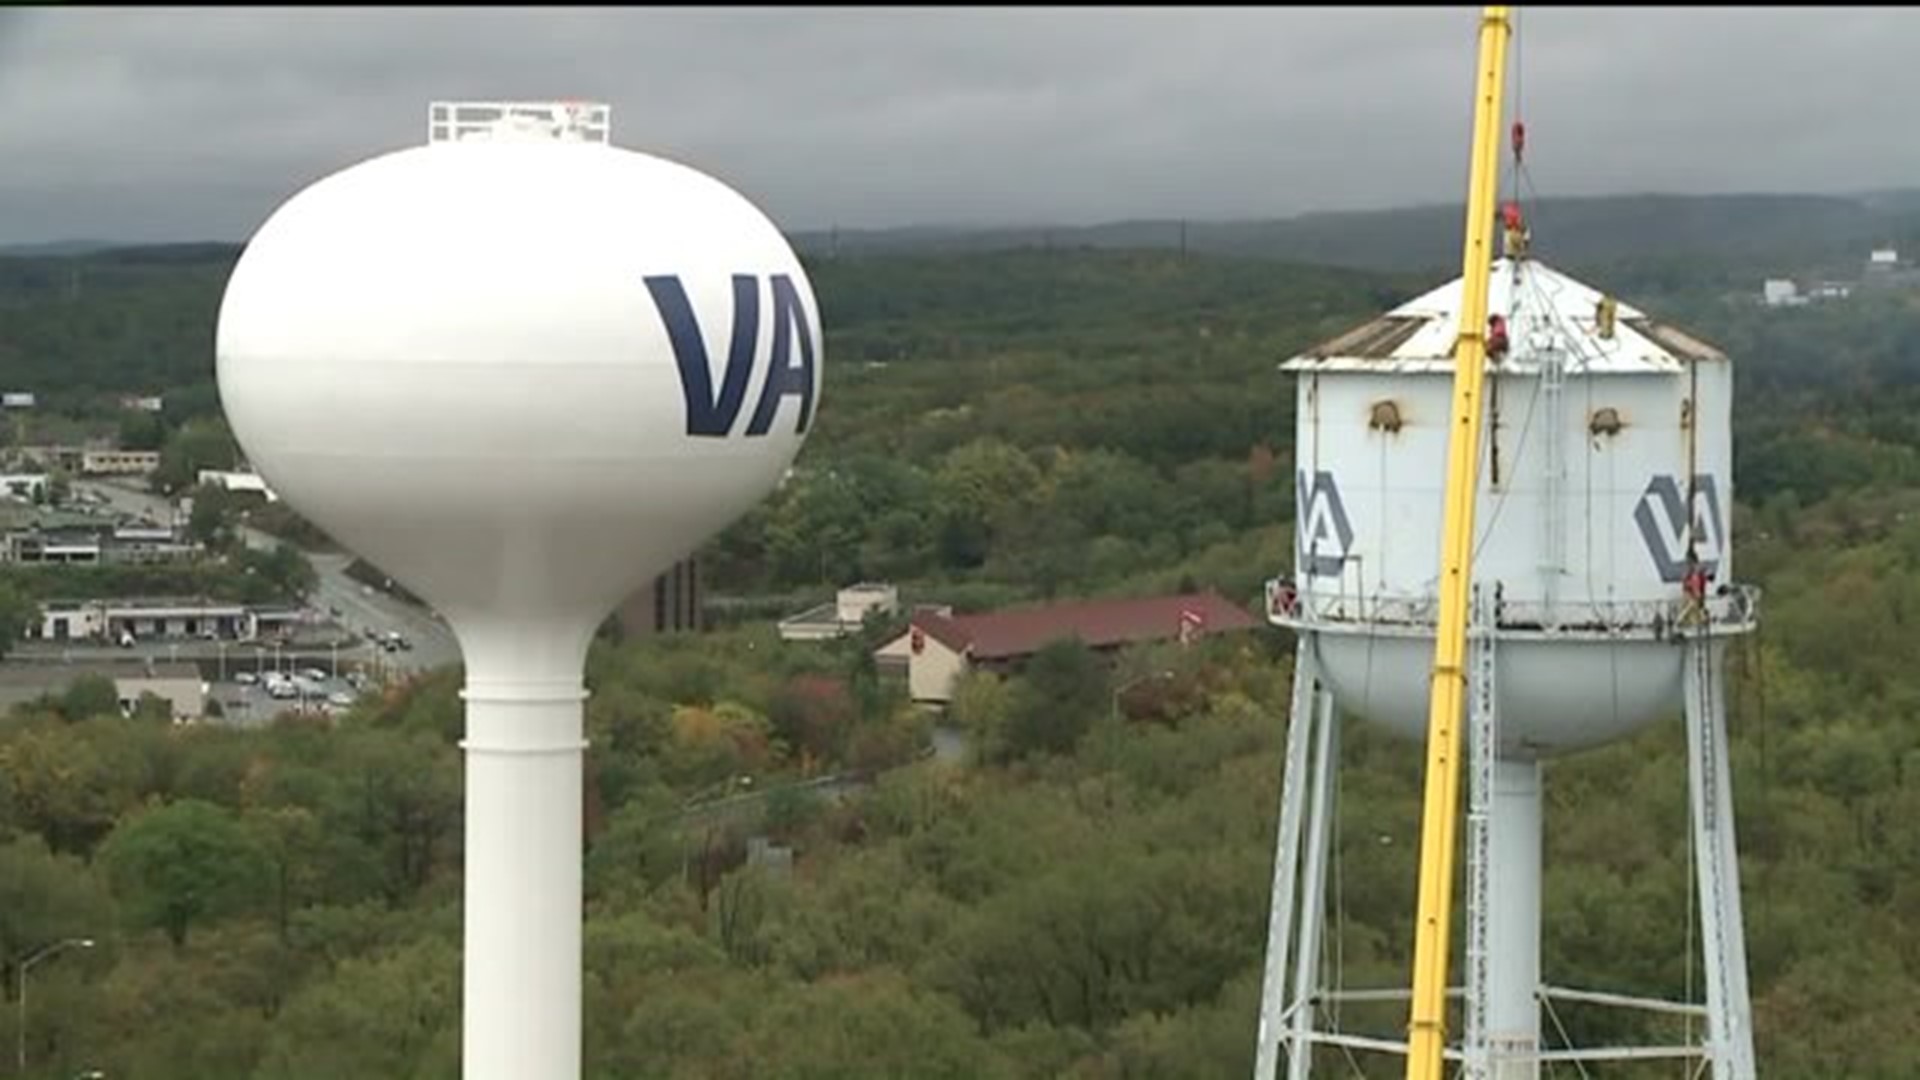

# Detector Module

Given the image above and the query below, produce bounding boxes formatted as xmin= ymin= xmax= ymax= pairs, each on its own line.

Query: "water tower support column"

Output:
xmin=1485 ymin=759 xmax=1541 ymax=1080
xmin=458 ymin=626 xmax=594 ymax=1080
xmin=1683 ymin=635 xmax=1757 ymax=1080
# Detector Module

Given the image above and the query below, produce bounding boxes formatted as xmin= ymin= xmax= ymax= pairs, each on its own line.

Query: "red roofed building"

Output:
xmin=875 ymin=590 xmax=1258 ymax=704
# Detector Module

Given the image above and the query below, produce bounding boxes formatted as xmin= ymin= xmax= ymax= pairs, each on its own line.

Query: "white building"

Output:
xmin=196 ymin=469 xmax=279 ymax=502
xmin=0 ymin=473 xmax=50 ymax=502
xmin=1761 ymin=278 xmax=1804 ymax=307
xmin=31 ymin=599 xmax=256 ymax=643
xmin=115 ymin=663 xmax=208 ymax=723
xmin=777 ymin=582 xmax=900 ymax=642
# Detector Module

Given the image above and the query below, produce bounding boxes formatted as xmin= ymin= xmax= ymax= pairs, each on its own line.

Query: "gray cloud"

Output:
xmin=0 ymin=6 xmax=1915 ymax=245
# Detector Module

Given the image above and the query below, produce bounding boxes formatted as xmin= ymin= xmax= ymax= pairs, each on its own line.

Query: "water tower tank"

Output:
xmin=215 ymin=100 xmax=818 ymax=1079
xmin=1274 ymin=258 xmax=1749 ymax=758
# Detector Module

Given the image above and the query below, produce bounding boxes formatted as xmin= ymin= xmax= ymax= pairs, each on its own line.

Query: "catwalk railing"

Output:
xmin=1263 ymin=579 xmax=1760 ymax=639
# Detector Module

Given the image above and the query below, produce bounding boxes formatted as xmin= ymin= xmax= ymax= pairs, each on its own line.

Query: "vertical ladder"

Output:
xmin=1537 ymin=339 xmax=1566 ymax=626
xmin=1462 ymin=583 xmax=1500 ymax=1079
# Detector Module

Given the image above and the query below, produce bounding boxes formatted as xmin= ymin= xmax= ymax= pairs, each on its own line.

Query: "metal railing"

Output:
xmin=428 ymin=100 xmax=612 ymax=145
xmin=1264 ymin=578 xmax=1760 ymax=638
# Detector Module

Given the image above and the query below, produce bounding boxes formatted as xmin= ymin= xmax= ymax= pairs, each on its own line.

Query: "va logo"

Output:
xmin=644 ymin=273 xmax=818 ymax=438
xmin=1634 ymin=474 xmax=1724 ymax=582
xmin=1296 ymin=469 xmax=1354 ymax=578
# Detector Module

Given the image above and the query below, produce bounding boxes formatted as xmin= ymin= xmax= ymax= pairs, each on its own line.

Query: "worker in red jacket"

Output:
xmin=1681 ymin=552 xmax=1711 ymax=626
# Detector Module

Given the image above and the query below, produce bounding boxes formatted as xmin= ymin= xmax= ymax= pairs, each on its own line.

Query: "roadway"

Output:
xmin=69 ymin=479 xmax=463 ymax=676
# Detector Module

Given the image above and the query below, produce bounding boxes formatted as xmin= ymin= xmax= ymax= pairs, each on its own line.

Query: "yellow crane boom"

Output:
xmin=1404 ymin=7 xmax=1513 ymax=1080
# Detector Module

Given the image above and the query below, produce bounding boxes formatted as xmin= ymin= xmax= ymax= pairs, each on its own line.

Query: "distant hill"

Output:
xmin=5 ymin=188 xmax=1917 ymax=419
xmin=0 ymin=239 xmax=118 ymax=258
xmin=11 ymin=188 xmax=1917 ymax=280
xmin=793 ymin=191 xmax=1920 ymax=275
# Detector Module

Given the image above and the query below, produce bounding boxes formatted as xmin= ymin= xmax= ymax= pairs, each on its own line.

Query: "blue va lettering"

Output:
xmin=644 ymin=273 xmax=817 ymax=438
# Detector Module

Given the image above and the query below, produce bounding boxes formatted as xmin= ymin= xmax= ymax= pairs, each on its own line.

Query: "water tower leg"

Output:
xmin=461 ymin=677 xmax=589 ymax=1080
xmin=1683 ymin=636 xmax=1757 ymax=1080
xmin=1255 ymin=638 xmax=1325 ymax=1079
xmin=1485 ymin=758 xmax=1542 ymax=1080
xmin=1285 ymin=689 xmax=1340 ymax=1080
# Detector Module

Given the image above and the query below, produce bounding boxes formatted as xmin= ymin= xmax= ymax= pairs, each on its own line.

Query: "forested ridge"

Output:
xmin=1 ymin=235 xmax=1917 ymax=1077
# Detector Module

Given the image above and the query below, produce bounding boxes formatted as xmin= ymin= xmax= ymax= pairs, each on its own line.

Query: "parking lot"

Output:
xmin=206 ymin=666 xmax=374 ymax=728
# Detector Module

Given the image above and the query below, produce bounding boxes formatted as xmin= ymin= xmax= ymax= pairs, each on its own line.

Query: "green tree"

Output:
xmin=0 ymin=579 xmax=33 ymax=661
xmin=132 ymin=691 xmax=173 ymax=724
xmin=0 ymin=719 xmax=151 ymax=854
xmin=151 ymin=416 xmax=239 ymax=496
xmin=99 ymin=798 xmax=269 ymax=947
xmin=118 ymin=410 xmax=169 ymax=452
xmin=931 ymin=438 xmax=1045 ymax=568
xmin=0 ymin=835 xmax=115 ymax=1003
xmin=728 ymin=969 xmax=1013 ymax=1079
xmin=251 ymin=936 xmax=459 ymax=1080
xmin=948 ymin=668 xmax=1013 ymax=764
xmin=186 ymin=482 xmax=238 ymax=551
xmin=334 ymin=731 xmax=462 ymax=906
xmin=766 ymin=674 xmax=857 ymax=768
xmin=1001 ymin=637 xmax=1110 ymax=760
xmin=59 ymin=673 xmax=122 ymax=722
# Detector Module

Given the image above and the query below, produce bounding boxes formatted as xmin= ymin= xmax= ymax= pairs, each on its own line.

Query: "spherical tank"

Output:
xmin=1283 ymin=259 xmax=1742 ymax=758
xmin=216 ymin=118 xmax=820 ymax=637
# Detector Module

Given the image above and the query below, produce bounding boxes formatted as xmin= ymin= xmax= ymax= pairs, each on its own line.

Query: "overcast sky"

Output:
xmin=0 ymin=6 xmax=1915 ymax=245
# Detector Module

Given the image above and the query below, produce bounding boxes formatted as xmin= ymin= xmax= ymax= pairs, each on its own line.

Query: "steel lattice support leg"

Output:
xmin=1684 ymin=635 xmax=1757 ymax=1080
xmin=1256 ymin=638 xmax=1326 ymax=1080
xmin=1287 ymin=690 xmax=1341 ymax=1080
xmin=1463 ymin=588 xmax=1497 ymax=1080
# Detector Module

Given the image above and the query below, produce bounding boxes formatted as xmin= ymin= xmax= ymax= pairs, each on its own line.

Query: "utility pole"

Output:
xmin=17 ymin=937 xmax=95 ymax=1073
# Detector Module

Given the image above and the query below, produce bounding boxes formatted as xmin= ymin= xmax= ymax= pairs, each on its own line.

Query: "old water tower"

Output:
xmin=1255 ymin=255 xmax=1759 ymax=1079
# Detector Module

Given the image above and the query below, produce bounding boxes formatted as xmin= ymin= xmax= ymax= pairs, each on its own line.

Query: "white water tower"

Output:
xmin=217 ymin=100 xmax=819 ymax=1080
xmin=1255 ymin=257 xmax=1759 ymax=1079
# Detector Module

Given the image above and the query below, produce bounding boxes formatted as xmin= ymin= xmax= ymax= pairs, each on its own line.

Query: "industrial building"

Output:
xmin=613 ymin=557 xmax=704 ymax=638
xmin=1 ymin=509 xmax=197 ymax=566
xmin=79 ymin=449 xmax=161 ymax=476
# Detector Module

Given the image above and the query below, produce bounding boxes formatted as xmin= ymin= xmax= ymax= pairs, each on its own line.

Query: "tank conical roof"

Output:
xmin=1285 ymin=258 xmax=1724 ymax=375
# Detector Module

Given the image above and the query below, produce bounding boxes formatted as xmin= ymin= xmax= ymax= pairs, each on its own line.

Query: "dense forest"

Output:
xmin=1 ymin=220 xmax=1919 ymax=1076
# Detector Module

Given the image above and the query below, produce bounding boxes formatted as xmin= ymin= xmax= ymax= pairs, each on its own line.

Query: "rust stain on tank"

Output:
xmin=1589 ymin=406 xmax=1625 ymax=437
xmin=1368 ymin=399 xmax=1405 ymax=434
